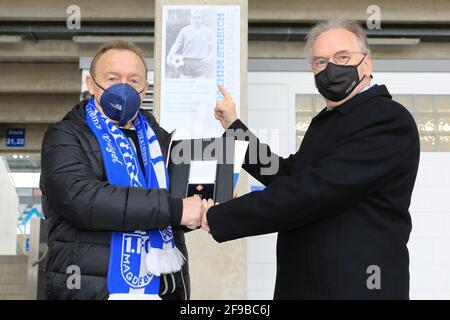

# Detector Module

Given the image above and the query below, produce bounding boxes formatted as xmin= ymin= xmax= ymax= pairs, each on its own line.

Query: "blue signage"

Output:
xmin=251 ymin=185 xmax=265 ymax=192
xmin=6 ymin=128 xmax=25 ymax=147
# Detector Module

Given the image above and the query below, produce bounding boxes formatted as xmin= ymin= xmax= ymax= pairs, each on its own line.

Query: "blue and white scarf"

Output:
xmin=85 ymin=98 xmax=185 ymax=300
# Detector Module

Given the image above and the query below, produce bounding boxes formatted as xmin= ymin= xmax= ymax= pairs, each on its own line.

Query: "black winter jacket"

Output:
xmin=208 ymin=85 xmax=420 ymax=299
xmin=40 ymin=100 xmax=190 ymax=300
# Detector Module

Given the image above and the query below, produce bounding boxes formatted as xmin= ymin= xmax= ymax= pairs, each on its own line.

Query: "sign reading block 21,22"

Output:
xmin=5 ymin=128 xmax=25 ymax=147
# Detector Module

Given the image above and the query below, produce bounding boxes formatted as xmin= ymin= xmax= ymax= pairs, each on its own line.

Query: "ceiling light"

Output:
xmin=368 ymin=38 xmax=420 ymax=46
xmin=72 ymin=36 xmax=154 ymax=44
xmin=0 ymin=35 xmax=22 ymax=44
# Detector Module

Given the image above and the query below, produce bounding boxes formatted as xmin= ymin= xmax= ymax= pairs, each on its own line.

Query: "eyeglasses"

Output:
xmin=312 ymin=50 xmax=367 ymax=72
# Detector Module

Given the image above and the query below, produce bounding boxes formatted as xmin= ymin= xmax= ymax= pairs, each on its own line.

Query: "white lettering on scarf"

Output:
xmin=109 ymin=125 xmax=142 ymax=187
xmin=102 ymin=133 xmax=123 ymax=166
xmin=86 ymin=107 xmax=102 ymax=130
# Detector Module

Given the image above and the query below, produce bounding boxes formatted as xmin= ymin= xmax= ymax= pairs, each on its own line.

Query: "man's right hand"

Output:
xmin=181 ymin=195 xmax=203 ymax=229
xmin=215 ymin=85 xmax=238 ymax=129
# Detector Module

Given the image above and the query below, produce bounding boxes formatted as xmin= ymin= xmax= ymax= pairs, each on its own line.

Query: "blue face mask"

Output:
xmin=92 ymin=77 xmax=146 ymax=127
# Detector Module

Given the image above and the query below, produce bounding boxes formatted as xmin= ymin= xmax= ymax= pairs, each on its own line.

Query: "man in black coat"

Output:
xmin=40 ymin=40 xmax=204 ymax=299
xmin=202 ymin=20 xmax=420 ymax=299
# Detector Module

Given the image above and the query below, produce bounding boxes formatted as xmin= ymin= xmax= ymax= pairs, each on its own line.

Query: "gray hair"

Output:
xmin=304 ymin=20 xmax=370 ymax=63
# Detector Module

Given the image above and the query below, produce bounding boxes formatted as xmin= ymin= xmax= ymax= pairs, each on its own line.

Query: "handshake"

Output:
xmin=181 ymin=195 xmax=215 ymax=233
xmin=178 ymin=85 xmax=239 ymax=234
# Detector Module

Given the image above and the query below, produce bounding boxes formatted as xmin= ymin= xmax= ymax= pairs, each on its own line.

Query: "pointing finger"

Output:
xmin=217 ymin=85 xmax=232 ymax=101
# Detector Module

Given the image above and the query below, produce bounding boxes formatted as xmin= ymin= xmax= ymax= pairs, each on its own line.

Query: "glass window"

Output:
xmin=295 ymin=94 xmax=450 ymax=152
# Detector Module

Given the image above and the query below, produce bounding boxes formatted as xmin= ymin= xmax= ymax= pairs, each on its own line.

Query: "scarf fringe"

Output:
xmin=146 ymin=242 xmax=186 ymax=276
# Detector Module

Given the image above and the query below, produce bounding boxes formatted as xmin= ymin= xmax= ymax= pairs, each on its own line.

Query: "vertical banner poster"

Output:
xmin=160 ymin=5 xmax=241 ymax=139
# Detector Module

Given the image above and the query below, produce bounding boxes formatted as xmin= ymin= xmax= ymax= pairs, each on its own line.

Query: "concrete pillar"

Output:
xmin=154 ymin=0 xmax=248 ymax=299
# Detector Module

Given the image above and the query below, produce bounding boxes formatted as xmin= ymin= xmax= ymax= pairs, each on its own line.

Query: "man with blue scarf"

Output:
xmin=40 ymin=40 xmax=204 ymax=300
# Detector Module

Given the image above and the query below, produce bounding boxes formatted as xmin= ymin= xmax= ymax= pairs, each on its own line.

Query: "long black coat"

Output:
xmin=40 ymin=100 xmax=190 ymax=300
xmin=208 ymin=85 xmax=420 ymax=299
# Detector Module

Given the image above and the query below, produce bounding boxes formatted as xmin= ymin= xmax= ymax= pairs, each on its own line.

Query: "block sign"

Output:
xmin=6 ymin=128 xmax=25 ymax=147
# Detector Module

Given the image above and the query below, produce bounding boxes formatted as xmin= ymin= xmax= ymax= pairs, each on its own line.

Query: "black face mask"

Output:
xmin=314 ymin=55 xmax=367 ymax=102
